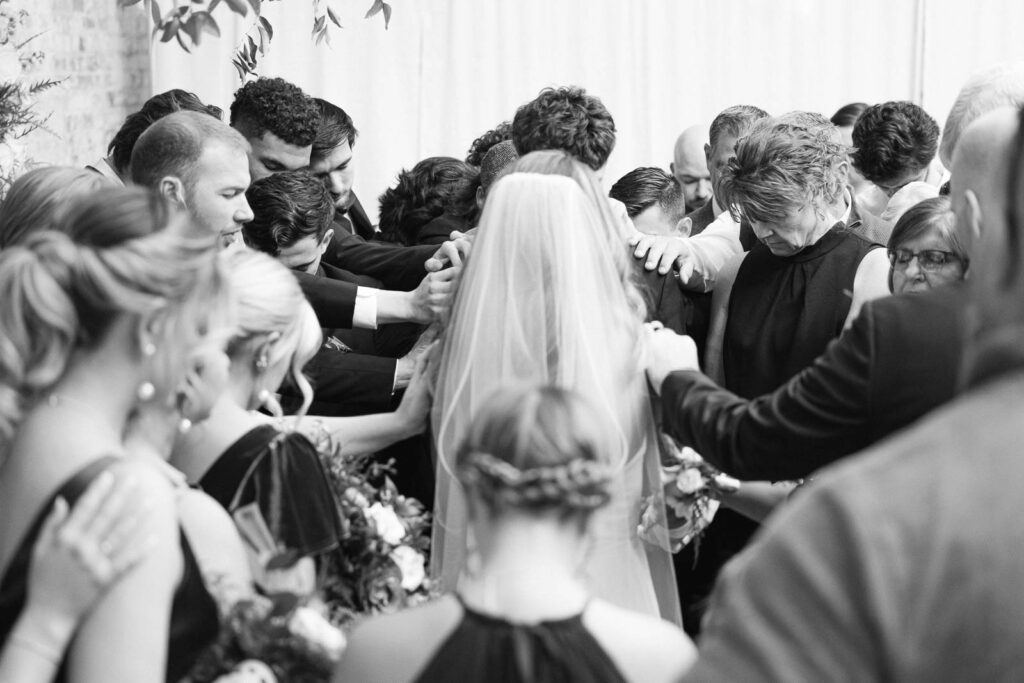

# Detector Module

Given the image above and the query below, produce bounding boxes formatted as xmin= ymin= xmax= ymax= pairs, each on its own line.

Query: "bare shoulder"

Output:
xmin=335 ymin=595 xmax=462 ymax=683
xmin=584 ymin=600 xmax=696 ymax=683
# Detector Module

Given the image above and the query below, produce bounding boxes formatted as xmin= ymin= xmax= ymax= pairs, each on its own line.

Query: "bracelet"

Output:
xmin=9 ymin=632 xmax=63 ymax=665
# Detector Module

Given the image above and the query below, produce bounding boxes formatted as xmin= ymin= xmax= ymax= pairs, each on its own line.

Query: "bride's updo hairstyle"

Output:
xmin=220 ymin=247 xmax=322 ymax=416
xmin=455 ymin=385 xmax=614 ymax=524
xmin=0 ymin=187 xmax=229 ymax=448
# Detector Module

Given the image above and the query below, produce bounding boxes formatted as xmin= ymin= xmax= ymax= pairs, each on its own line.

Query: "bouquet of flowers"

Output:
xmin=0 ymin=0 xmax=60 ymax=196
xmin=317 ymin=448 xmax=434 ymax=628
xmin=638 ymin=435 xmax=740 ymax=553
xmin=184 ymin=591 xmax=346 ymax=683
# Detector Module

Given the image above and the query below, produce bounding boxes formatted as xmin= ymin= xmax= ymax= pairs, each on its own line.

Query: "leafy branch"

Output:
xmin=118 ymin=0 xmax=394 ymax=79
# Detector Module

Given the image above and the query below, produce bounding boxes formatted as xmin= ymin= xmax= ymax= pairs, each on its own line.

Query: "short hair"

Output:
xmin=830 ymin=102 xmax=870 ymax=128
xmin=479 ymin=140 xmax=519 ymax=194
xmin=107 ymin=89 xmax=222 ymax=176
xmin=465 ymin=121 xmax=512 ymax=166
xmin=243 ymin=169 xmax=334 ymax=256
xmin=940 ymin=62 xmax=1024 ymax=166
xmin=0 ymin=167 xmax=111 ymax=248
xmin=708 ymin=104 xmax=770 ymax=150
xmin=311 ymin=97 xmax=358 ymax=159
xmin=887 ymin=195 xmax=964 ymax=261
xmin=130 ymin=111 xmax=249 ymax=191
xmin=377 ymin=157 xmax=479 ymax=245
xmin=511 ymin=86 xmax=616 ymax=171
xmin=851 ymin=101 xmax=940 ymax=184
xmin=609 ymin=167 xmax=687 ymax=220
xmin=719 ymin=117 xmax=847 ymax=224
xmin=455 ymin=384 xmax=614 ymax=520
xmin=229 ymin=77 xmax=320 ymax=148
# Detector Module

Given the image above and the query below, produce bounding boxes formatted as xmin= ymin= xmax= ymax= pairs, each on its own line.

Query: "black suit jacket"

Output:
xmin=335 ymin=193 xmax=376 ymax=241
xmin=661 ymin=284 xmax=966 ymax=481
xmin=632 ymin=258 xmax=712 ymax=357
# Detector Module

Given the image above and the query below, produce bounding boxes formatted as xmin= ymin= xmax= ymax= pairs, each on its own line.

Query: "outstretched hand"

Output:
xmin=396 ymin=338 xmax=438 ymax=435
xmin=643 ymin=323 xmax=700 ymax=394
xmin=628 ymin=233 xmax=696 ymax=281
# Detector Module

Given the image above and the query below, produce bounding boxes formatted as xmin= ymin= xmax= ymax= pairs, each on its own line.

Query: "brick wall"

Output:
xmin=20 ymin=0 xmax=150 ymax=168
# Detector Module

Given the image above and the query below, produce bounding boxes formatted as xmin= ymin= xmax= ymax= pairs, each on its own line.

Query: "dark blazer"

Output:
xmin=632 ymin=259 xmax=712 ymax=357
xmin=661 ymin=284 xmax=967 ymax=481
xmin=294 ymin=270 xmax=358 ymax=330
xmin=335 ymin=193 xmax=376 ymax=241
xmin=324 ymin=226 xmax=436 ymax=292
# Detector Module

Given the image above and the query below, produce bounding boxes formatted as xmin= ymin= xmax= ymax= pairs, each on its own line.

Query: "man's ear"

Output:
xmin=670 ymin=162 xmax=676 ymax=176
xmin=476 ymin=185 xmax=485 ymax=210
xmin=965 ymin=189 xmax=984 ymax=242
xmin=320 ymin=228 xmax=335 ymax=252
xmin=704 ymin=143 xmax=712 ymax=165
xmin=675 ymin=216 xmax=693 ymax=238
xmin=158 ymin=176 xmax=187 ymax=207
xmin=837 ymin=158 xmax=850 ymax=186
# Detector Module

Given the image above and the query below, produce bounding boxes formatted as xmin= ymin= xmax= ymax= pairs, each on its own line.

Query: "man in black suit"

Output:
xmin=244 ymin=170 xmax=432 ymax=416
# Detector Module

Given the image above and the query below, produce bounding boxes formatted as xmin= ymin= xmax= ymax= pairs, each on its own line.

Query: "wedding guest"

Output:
xmin=676 ymin=105 xmax=1024 ymax=683
xmin=229 ymin=77 xmax=319 ymax=181
xmin=87 ymin=88 xmax=222 ymax=184
xmin=642 ymin=104 xmax=1010 ymax=485
xmin=512 ymin=86 xmax=617 ymax=174
xmin=464 ymin=120 xmax=511 ymax=166
xmin=377 ymin=157 xmax=478 ymax=246
xmin=887 ymin=196 xmax=967 ymax=294
xmin=243 ymin=170 xmax=438 ymax=415
xmin=0 ymin=166 xmax=110 ymax=248
xmin=131 ymin=110 xmax=438 ymax=334
xmin=670 ymin=124 xmax=712 ymax=214
xmin=939 ymin=61 xmax=1024 ymax=167
xmin=610 ymin=167 xmax=690 ymax=236
xmin=477 ymin=139 xmax=519 ymax=200
xmin=0 ymin=474 xmax=152 ymax=681
xmin=308 ymin=96 xmax=471 ymax=293
xmin=629 ymin=105 xmax=770 ymax=291
xmin=337 ymin=385 xmax=695 ymax=683
xmin=0 ymin=188 xmax=250 ymax=682
xmin=852 ymin=101 xmax=944 ymax=199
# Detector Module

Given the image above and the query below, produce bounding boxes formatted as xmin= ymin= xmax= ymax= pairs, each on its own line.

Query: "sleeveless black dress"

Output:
xmin=199 ymin=425 xmax=342 ymax=563
xmin=412 ymin=597 xmax=627 ymax=683
xmin=0 ymin=457 xmax=219 ymax=682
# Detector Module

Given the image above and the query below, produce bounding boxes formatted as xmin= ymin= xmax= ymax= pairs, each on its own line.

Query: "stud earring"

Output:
xmin=142 ymin=341 xmax=156 ymax=357
xmin=137 ymin=381 xmax=156 ymax=402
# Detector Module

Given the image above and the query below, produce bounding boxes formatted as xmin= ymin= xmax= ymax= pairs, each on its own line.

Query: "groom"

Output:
xmin=510 ymin=86 xmax=697 ymax=340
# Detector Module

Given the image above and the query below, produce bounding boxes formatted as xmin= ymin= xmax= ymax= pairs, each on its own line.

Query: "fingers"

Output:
xmin=36 ymin=496 xmax=70 ymax=548
xmin=78 ymin=474 xmax=139 ymax=543
xmin=647 ymin=240 xmax=670 ymax=272
xmin=56 ymin=470 xmax=116 ymax=544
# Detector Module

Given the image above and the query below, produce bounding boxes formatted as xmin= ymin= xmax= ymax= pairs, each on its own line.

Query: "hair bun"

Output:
xmin=461 ymin=451 xmax=612 ymax=513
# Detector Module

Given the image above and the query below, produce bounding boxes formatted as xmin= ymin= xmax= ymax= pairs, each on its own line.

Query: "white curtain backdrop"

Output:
xmin=151 ymin=0 xmax=1024 ymax=224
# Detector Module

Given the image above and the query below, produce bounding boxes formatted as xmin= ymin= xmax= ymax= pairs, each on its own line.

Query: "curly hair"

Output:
xmin=718 ymin=117 xmax=848 ymax=224
xmin=609 ymin=167 xmax=687 ymax=220
xmin=243 ymin=169 xmax=335 ymax=256
xmin=511 ymin=86 xmax=616 ymax=171
xmin=229 ymin=77 xmax=320 ymax=147
xmin=377 ymin=157 xmax=479 ymax=245
xmin=455 ymin=385 xmax=614 ymax=521
xmin=107 ymin=89 xmax=222 ymax=176
xmin=465 ymin=121 xmax=512 ymax=166
xmin=851 ymin=101 xmax=939 ymax=184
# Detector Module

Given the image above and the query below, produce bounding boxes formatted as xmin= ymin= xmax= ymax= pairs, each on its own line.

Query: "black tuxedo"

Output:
xmin=661 ymin=284 xmax=967 ymax=481
xmin=632 ymin=258 xmax=711 ymax=357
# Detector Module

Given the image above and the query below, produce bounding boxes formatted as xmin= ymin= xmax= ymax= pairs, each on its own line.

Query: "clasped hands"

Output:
xmin=643 ymin=322 xmax=700 ymax=393
xmin=407 ymin=229 xmax=475 ymax=324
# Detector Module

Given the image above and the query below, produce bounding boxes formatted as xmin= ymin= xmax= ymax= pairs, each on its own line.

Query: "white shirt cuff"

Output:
xmin=352 ymin=287 xmax=379 ymax=329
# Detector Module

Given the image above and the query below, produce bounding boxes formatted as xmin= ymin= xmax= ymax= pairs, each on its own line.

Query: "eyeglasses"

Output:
xmin=887 ymin=248 xmax=963 ymax=271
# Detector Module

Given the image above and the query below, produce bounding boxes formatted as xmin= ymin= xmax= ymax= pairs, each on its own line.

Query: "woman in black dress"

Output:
xmin=0 ymin=188 xmax=247 ymax=682
xmin=336 ymin=385 xmax=695 ymax=683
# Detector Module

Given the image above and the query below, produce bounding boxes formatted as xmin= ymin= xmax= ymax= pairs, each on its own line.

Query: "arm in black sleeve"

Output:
xmin=324 ymin=230 xmax=435 ymax=292
xmin=302 ymin=349 xmax=397 ymax=416
xmin=661 ymin=305 xmax=876 ymax=481
xmin=294 ymin=271 xmax=357 ymax=330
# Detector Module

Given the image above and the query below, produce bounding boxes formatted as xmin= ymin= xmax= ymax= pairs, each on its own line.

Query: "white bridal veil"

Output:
xmin=431 ymin=162 xmax=681 ymax=624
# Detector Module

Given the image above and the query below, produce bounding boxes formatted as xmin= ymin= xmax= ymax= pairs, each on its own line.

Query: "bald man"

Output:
xmin=665 ymin=107 xmax=1024 ymax=681
xmin=670 ymin=124 xmax=711 ymax=213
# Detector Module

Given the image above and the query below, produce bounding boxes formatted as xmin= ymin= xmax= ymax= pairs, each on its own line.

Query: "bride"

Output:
xmin=431 ymin=150 xmax=680 ymax=624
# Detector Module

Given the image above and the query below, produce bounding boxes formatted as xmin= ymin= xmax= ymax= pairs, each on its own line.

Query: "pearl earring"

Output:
xmin=142 ymin=341 xmax=156 ymax=356
xmin=137 ymin=381 xmax=156 ymax=402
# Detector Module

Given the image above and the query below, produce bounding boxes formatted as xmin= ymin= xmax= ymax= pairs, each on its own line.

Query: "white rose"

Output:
xmin=344 ymin=486 xmax=370 ymax=508
xmin=289 ymin=606 xmax=347 ymax=660
xmin=675 ymin=468 xmax=705 ymax=495
xmin=0 ymin=45 xmax=21 ymax=83
xmin=389 ymin=544 xmax=426 ymax=591
xmin=364 ymin=502 xmax=406 ymax=545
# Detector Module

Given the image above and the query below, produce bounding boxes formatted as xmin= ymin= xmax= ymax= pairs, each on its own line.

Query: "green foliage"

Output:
xmin=119 ymin=0 xmax=394 ymax=79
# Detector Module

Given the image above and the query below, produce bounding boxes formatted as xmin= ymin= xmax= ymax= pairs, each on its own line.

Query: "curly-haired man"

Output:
xmin=851 ymin=101 xmax=942 ymax=197
xmin=511 ymin=86 xmax=616 ymax=172
xmin=229 ymin=77 xmax=321 ymax=181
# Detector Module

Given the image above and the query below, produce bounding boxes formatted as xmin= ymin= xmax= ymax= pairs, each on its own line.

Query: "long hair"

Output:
xmin=0 ymin=166 xmax=111 ymax=248
xmin=221 ymin=247 xmax=322 ymax=417
xmin=0 ymin=187 xmax=229 ymax=451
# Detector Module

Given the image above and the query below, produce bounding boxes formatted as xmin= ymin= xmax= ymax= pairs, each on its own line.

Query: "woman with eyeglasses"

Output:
xmin=887 ymin=196 xmax=969 ymax=294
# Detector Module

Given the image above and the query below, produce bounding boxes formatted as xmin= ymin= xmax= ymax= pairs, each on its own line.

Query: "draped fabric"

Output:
xmin=150 ymin=0 xmax=1024 ymax=225
xmin=430 ymin=172 xmax=681 ymax=624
